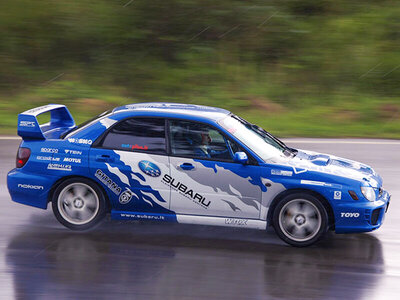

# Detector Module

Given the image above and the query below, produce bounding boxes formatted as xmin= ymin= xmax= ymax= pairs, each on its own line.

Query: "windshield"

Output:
xmin=61 ymin=109 xmax=113 ymax=139
xmin=219 ymin=114 xmax=291 ymax=162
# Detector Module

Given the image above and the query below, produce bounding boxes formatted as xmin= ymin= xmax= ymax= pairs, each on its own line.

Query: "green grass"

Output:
xmin=1 ymin=80 xmax=399 ymax=138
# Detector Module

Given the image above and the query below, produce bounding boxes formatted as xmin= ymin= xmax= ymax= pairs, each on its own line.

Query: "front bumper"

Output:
xmin=334 ymin=190 xmax=391 ymax=233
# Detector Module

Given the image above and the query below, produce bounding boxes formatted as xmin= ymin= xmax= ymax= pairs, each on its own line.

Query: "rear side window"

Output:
xmin=102 ymin=118 xmax=166 ymax=154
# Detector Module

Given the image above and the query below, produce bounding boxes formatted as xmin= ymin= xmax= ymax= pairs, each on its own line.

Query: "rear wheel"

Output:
xmin=52 ymin=178 xmax=106 ymax=230
xmin=272 ymin=193 xmax=328 ymax=247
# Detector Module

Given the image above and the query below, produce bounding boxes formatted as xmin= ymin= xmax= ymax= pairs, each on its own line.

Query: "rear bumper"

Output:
xmin=334 ymin=190 xmax=391 ymax=234
xmin=7 ymin=168 xmax=58 ymax=209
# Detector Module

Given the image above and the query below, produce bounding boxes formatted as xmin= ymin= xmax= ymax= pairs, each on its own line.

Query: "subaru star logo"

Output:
xmin=138 ymin=160 xmax=161 ymax=177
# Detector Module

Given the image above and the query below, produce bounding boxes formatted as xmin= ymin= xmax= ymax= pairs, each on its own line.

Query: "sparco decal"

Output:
xmin=41 ymin=148 xmax=58 ymax=153
xmin=119 ymin=188 xmax=134 ymax=204
xmin=18 ymin=184 xmax=44 ymax=190
xmin=162 ymin=174 xmax=210 ymax=208
xmin=95 ymin=169 xmax=121 ymax=195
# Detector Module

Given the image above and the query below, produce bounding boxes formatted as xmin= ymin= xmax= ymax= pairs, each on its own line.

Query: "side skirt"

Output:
xmin=111 ymin=211 xmax=267 ymax=230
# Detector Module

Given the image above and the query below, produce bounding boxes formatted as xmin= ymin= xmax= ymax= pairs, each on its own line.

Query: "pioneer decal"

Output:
xmin=18 ymin=184 xmax=44 ymax=190
xmin=162 ymin=174 xmax=210 ymax=208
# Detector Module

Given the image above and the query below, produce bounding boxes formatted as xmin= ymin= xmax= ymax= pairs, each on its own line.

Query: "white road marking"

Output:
xmin=0 ymin=136 xmax=399 ymax=145
xmin=0 ymin=137 xmax=20 ymax=140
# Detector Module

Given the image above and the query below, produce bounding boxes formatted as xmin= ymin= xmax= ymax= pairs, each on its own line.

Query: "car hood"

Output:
xmin=275 ymin=149 xmax=382 ymax=188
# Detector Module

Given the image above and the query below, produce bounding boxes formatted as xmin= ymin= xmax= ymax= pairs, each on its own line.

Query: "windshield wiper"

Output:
xmin=250 ymin=124 xmax=298 ymax=157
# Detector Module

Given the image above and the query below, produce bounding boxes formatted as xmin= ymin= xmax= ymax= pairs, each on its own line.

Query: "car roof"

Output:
xmin=112 ymin=102 xmax=230 ymax=121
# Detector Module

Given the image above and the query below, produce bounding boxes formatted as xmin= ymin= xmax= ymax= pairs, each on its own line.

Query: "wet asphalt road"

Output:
xmin=1 ymin=138 xmax=400 ymax=299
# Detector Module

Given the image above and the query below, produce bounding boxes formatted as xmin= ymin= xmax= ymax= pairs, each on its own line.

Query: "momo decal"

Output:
xmin=138 ymin=160 xmax=161 ymax=177
xmin=68 ymin=138 xmax=92 ymax=145
xmin=19 ymin=120 xmax=35 ymax=127
xmin=18 ymin=184 xmax=44 ymax=190
xmin=64 ymin=149 xmax=82 ymax=155
xmin=63 ymin=157 xmax=81 ymax=163
xmin=122 ymin=144 xmax=149 ymax=151
xmin=47 ymin=163 xmax=72 ymax=171
xmin=95 ymin=169 xmax=121 ymax=195
xmin=119 ymin=188 xmax=134 ymax=204
xmin=41 ymin=148 xmax=58 ymax=153
xmin=162 ymin=174 xmax=210 ymax=208
xmin=341 ymin=212 xmax=360 ymax=218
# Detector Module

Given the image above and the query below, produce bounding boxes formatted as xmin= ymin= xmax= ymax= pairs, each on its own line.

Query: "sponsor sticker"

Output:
xmin=18 ymin=184 xmax=44 ymax=190
xmin=300 ymin=180 xmax=332 ymax=187
xmin=68 ymin=138 xmax=92 ymax=145
xmin=122 ymin=144 xmax=149 ymax=151
xmin=37 ymin=156 xmax=60 ymax=162
xmin=119 ymin=188 xmax=134 ymax=204
xmin=25 ymin=105 xmax=52 ymax=114
xmin=341 ymin=212 xmax=360 ymax=218
xmin=63 ymin=157 xmax=81 ymax=163
xmin=271 ymin=169 xmax=293 ymax=177
xmin=225 ymin=218 xmax=248 ymax=226
xmin=95 ymin=169 xmax=121 ymax=195
xmin=47 ymin=163 xmax=72 ymax=171
xmin=41 ymin=148 xmax=58 ymax=153
xmin=334 ymin=191 xmax=342 ymax=200
xmin=64 ymin=149 xmax=82 ymax=155
xmin=19 ymin=120 xmax=35 ymax=127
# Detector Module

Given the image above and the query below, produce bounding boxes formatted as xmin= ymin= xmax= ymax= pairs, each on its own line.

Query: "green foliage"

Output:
xmin=0 ymin=0 xmax=399 ymax=137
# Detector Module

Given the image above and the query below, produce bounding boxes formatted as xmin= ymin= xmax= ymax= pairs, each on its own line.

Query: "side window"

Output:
xmin=169 ymin=120 xmax=232 ymax=161
xmin=102 ymin=118 xmax=166 ymax=154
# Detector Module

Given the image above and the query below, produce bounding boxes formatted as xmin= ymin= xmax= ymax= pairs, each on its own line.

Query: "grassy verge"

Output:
xmin=1 ymin=81 xmax=399 ymax=138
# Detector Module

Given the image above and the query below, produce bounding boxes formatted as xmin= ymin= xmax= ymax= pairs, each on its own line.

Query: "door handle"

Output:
xmin=179 ymin=163 xmax=195 ymax=170
xmin=95 ymin=154 xmax=113 ymax=162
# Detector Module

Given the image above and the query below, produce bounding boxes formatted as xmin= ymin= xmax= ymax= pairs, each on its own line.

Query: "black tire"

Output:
xmin=52 ymin=178 xmax=106 ymax=230
xmin=272 ymin=193 xmax=328 ymax=247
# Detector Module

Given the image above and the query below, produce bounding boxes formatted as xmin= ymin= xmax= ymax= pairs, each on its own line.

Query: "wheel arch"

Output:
xmin=267 ymin=188 xmax=335 ymax=230
xmin=47 ymin=175 xmax=111 ymax=211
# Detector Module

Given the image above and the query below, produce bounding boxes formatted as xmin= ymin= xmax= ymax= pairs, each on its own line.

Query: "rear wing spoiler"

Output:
xmin=18 ymin=104 xmax=75 ymax=140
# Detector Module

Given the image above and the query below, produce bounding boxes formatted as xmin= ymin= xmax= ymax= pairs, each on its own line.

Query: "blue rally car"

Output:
xmin=7 ymin=103 xmax=391 ymax=246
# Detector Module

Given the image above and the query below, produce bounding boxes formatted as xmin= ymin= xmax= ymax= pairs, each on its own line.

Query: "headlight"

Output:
xmin=361 ymin=186 xmax=376 ymax=202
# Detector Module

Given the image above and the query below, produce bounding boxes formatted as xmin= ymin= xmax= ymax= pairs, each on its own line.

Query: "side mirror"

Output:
xmin=234 ymin=152 xmax=248 ymax=164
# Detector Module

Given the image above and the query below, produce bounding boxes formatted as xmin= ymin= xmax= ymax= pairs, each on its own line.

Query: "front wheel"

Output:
xmin=272 ymin=193 xmax=328 ymax=247
xmin=52 ymin=178 xmax=106 ymax=230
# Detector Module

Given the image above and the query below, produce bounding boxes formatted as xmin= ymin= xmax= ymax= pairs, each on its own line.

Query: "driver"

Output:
xmin=194 ymin=131 xmax=212 ymax=157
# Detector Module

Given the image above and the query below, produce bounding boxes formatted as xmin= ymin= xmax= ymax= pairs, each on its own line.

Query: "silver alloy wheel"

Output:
xmin=57 ymin=183 xmax=100 ymax=225
xmin=278 ymin=199 xmax=322 ymax=242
